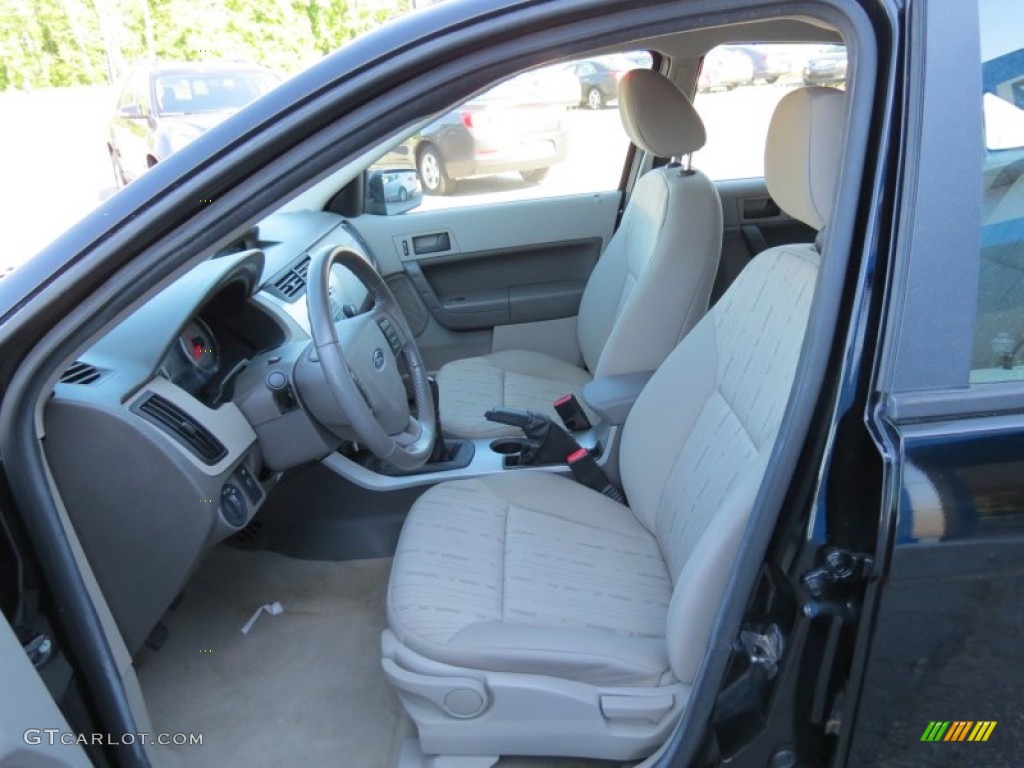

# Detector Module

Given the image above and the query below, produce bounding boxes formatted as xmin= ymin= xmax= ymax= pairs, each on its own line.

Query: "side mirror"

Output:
xmin=365 ymin=168 xmax=422 ymax=215
xmin=118 ymin=103 xmax=143 ymax=119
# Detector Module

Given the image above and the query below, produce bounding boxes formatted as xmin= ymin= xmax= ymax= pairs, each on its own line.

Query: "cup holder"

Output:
xmin=490 ymin=438 xmax=527 ymax=455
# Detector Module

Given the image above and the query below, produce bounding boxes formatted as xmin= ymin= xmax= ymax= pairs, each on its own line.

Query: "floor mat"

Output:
xmin=136 ymin=547 xmax=402 ymax=768
xmin=136 ymin=546 xmax=626 ymax=768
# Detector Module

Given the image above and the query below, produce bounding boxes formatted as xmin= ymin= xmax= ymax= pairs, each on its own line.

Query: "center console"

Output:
xmin=322 ymin=370 xmax=653 ymax=492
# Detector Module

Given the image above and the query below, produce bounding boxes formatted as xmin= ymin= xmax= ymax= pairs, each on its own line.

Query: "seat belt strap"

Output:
xmin=566 ymin=448 xmax=626 ymax=504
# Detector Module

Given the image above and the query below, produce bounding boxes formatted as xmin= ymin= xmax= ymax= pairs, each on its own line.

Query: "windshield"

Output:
xmin=154 ymin=71 xmax=278 ymax=115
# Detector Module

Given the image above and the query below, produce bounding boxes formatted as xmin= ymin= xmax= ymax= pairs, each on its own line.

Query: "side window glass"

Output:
xmin=972 ymin=0 xmax=1024 ymax=382
xmin=692 ymin=43 xmax=846 ymax=180
xmin=137 ymin=76 xmax=150 ymax=114
xmin=117 ymin=76 xmax=139 ymax=111
xmin=366 ymin=51 xmax=653 ymax=214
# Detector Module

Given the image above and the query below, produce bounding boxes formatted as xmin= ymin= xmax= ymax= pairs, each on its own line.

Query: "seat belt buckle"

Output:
xmin=554 ymin=394 xmax=592 ymax=432
xmin=566 ymin=448 xmax=625 ymax=504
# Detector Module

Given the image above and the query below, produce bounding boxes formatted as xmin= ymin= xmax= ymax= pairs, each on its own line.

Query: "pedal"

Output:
xmin=144 ymin=621 xmax=169 ymax=651
xmin=229 ymin=519 xmax=266 ymax=549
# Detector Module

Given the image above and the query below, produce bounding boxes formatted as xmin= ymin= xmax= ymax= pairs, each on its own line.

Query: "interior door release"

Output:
xmin=741 ymin=196 xmax=781 ymax=220
xmin=412 ymin=232 xmax=451 ymax=255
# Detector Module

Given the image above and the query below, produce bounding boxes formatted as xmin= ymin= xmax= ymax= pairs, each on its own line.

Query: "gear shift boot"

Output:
xmin=365 ymin=375 xmax=475 ymax=476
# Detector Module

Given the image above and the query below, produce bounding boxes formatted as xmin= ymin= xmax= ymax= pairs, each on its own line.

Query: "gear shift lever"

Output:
xmin=427 ymin=376 xmax=447 ymax=464
xmin=367 ymin=375 xmax=475 ymax=476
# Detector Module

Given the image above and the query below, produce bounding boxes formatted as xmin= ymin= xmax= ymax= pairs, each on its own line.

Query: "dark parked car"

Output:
xmin=564 ymin=54 xmax=645 ymax=109
xmin=380 ymin=78 xmax=568 ymax=194
xmin=802 ymin=44 xmax=848 ymax=85
xmin=107 ymin=62 xmax=279 ymax=186
xmin=724 ymin=44 xmax=792 ymax=83
xmin=3 ymin=1 xmax=1024 ymax=767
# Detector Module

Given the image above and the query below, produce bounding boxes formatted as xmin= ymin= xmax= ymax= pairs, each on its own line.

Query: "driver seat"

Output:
xmin=382 ymin=87 xmax=846 ymax=763
xmin=437 ymin=70 xmax=722 ymax=438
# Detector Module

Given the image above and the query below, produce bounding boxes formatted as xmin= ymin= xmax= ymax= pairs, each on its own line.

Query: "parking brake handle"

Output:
xmin=485 ymin=408 xmax=579 ymax=465
xmin=484 ymin=407 xmax=625 ymax=502
xmin=485 ymin=408 xmax=550 ymax=440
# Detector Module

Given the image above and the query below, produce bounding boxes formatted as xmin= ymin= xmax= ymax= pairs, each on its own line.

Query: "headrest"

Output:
xmin=764 ymin=87 xmax=846 ymax=231
xmin=617 ymin=70 xmax=706 ymax=158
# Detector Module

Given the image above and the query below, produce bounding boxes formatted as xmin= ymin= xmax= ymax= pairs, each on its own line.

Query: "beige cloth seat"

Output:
xmin=434 ymin=350 xmax=598 ymax=439
xmin=384 ymin=87 xmax=847 ymax=763
xmin=388 ymin=472 xmax=674 ymax=687
xmin=438 ymin=70 xmax=723 ymax=438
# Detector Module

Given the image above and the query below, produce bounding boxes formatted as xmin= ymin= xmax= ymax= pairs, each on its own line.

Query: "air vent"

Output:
xmin=134 ymin=394 xmax=228 ymax=465
xmin=270 ymin=255 xmax=312 ymax=302
xmin=59 ymin=361 xmax=104 ymax=385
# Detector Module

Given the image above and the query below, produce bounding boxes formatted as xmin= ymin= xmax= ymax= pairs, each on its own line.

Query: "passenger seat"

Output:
xmin=437 ymin=69 xmax=723 ymax=438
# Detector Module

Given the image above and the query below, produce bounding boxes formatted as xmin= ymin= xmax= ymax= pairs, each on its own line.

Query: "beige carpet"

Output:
xmin=136 ymin=548 xmax=402 ymax=768
xmin=136 ymin=546 xmax=623 ymax=768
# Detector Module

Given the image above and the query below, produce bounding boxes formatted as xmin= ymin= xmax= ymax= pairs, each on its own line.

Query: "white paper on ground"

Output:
xmin=240 ymin=601 xmax=284 ymax=634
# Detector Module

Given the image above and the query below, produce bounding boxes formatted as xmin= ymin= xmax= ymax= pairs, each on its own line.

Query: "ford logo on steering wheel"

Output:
xmin=372 ymin=348 xmax=386 ymax=371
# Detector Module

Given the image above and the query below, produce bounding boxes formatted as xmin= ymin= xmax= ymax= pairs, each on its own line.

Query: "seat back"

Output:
xmin=576 ymin=70 xmax=723 ymax=379
xmin=618 ymin=87 xmax=847 ymax=683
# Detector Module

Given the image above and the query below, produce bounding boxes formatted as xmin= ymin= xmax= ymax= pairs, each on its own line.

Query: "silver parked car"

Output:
xmin=107 ymin=61 xmax=279 ymax=186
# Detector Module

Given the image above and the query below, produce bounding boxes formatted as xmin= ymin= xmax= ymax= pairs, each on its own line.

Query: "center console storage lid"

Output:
xmin=581 ymin=371 xmax=654 ymax=426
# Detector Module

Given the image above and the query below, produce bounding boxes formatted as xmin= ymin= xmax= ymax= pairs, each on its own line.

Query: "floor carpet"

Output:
xmin=136 ymin=546 xmax=623 ymax=768
xmin=136 ymin=548 xmax=402 ymax=767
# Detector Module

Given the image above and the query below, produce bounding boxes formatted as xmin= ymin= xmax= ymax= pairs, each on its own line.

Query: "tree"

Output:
xmin=0 ymin=0 xmax=412 ymax=90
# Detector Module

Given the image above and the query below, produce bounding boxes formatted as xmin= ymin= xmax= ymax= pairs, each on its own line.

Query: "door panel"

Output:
xmin=406 ymin=316 xmax=492 ymax=371
xmin=712 ymin=177 xmax=817 ymax=303
xmin=407 ymin=239 xmax=600 ymax=331
xmin=354 ymin=191 xmax=620 ymax=366
xmin=357 ymin=191 xmax=620 ymax=274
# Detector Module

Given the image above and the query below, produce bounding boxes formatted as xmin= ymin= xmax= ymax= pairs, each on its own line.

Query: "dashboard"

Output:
xmin=42 ymin=209 xmax=378 ymax=655
xmin=156 ymin=279 xmax=291 ymax=407
xmin=163 ymin=317 xmax=220 ymax=399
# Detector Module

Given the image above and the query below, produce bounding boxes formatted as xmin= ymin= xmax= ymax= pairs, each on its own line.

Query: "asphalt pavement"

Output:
xmin=0 ymin=86 xmax=118 ymax=272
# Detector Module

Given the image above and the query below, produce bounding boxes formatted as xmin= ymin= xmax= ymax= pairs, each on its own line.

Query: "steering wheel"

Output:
xmin=306 ymin=245 xmax=435 ymax=470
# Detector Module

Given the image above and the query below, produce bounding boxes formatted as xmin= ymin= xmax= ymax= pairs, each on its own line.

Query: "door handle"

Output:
xmin=412 ymin=231 xmax=451 ymax=255
xmin=741 ymin=196 xmax=781 ymax=220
